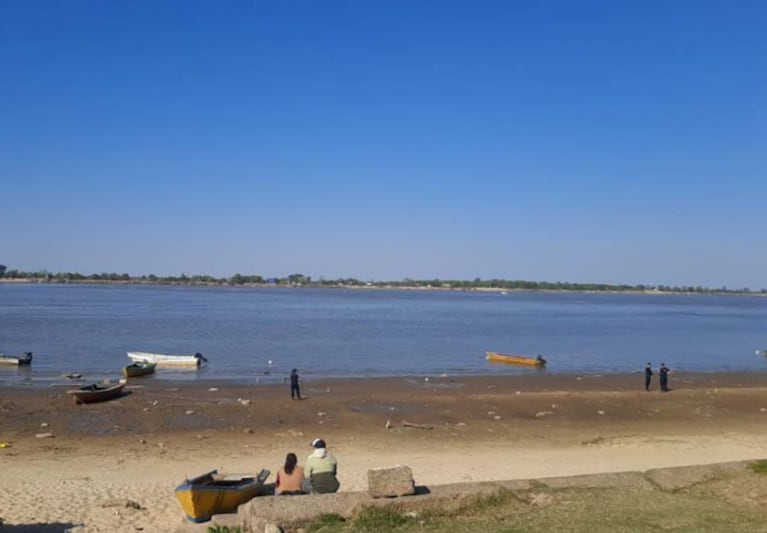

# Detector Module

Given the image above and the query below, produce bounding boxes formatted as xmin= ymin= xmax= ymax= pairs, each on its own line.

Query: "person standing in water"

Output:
xmin=290 ymin=368 xmax=302 ymax=400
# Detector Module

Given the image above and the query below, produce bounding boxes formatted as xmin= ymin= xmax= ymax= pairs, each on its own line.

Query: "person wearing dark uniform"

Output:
xmin=290 ymin=368 xmax=302 ymax=400
xmin=644 ymin=363 xmax=653 ymax=391
xmin=659 ymin=363 xmax=670 ymax=392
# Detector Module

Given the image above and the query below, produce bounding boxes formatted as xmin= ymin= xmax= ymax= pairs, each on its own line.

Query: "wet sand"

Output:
xmin=2 ymin=371 xmax=767 ymax=531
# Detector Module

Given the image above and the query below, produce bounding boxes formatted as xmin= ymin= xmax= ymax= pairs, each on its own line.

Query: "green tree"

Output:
xmin=287 ymin=273 xmax=310 ymax=284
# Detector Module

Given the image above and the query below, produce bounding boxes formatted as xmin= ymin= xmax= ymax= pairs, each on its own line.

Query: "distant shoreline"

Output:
xmin=0 ymin=277 xmax=764 ymax=297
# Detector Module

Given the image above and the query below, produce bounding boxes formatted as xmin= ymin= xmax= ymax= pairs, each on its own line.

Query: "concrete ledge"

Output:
xmin=644 ymin=460 xmax=751 ymax=491
xmin=539 ymin=471 xmax=653 ymax=490
xmin=196 ymin=459 xmax=762 ymax=532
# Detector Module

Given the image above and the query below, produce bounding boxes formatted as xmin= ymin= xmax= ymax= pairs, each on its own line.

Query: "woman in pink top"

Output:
xmin=275 ymin=452 xmax=306 ymax=495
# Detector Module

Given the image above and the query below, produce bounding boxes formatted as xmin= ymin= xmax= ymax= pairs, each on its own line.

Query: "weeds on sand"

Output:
xmin=207 ymin=525 xmax=241 ymax=533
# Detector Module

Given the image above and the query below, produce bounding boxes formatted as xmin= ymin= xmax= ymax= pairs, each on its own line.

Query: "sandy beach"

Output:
xmin=2 ymin=371 xmax=767 ymax=531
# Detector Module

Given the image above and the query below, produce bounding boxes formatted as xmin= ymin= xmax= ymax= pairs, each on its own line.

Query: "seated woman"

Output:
xmin=275 ymin=452 xmax=306 ymax=495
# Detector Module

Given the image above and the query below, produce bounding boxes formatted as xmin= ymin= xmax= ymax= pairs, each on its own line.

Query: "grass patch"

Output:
xmin=419 ymin=487 xmax=525 ymax=523
xmin=351 ymin=506 xmax=415 ymax=531
xmin=452 ymin=488 xmax=520 ymax=515
xmin=207 ymin=525 xmax=241 ymax=533
xmin=276 ymin=470 xmax=767 ymax=533
xmin=307 ymin=513 xmax=346 ymax=532
xmin=748 ymin=460 xmax=767 ymax=474
xmin=308 ymin=484 xmax=767 ymax=533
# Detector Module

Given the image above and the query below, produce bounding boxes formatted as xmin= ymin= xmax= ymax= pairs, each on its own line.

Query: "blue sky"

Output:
xmin=1 ymin=1 xmax=765 ymax=288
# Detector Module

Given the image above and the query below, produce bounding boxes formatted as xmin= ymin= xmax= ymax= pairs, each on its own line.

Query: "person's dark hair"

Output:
xmin=284 ymin=452 xmax=298 ymax=475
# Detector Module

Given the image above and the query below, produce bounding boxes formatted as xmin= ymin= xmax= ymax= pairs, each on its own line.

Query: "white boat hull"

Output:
xmin=127 ymin=351 xmax=205 ymax=367
xmin=0 ymin=352 xmax=33 ymax=365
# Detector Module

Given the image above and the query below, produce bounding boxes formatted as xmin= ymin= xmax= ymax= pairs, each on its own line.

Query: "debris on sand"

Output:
xmin=101 ymin=499 xmax=143 ymax=510
xmin=402 ymin=420 xmax=433 ymax=430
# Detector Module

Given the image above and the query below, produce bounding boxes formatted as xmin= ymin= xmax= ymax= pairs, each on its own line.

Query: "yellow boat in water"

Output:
xmin=175 ymin=469 xmax=270 ymax=523
xmin=486 ymin=351 xmax=546 ymax=367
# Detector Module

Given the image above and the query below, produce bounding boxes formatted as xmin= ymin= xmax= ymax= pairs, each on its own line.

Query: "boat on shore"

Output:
xmin=67 ymin=379 xmax=127 ymax=404
xmin=127 ymin=351 xmax=207 ymax=367
xmin=122 ymin=361 xmax=157 ymax=378
xmin=486 ymin=351 xmax=547 ymax=367
xmin=175 ymin=469 xmax=270 ymax=523
xmin=0 ymin=352 xmax=33 ymax=365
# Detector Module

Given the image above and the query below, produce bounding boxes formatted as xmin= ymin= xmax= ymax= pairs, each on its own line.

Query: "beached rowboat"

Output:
xmin=127 ymin=351 xmax=207 ymax=367
xmin=0 ymin=352 xmax=33 ymax=365
xmin=175 ymin=469 xmax=270 ymax=523
xmin=122 ymin=361 xmax=157 ymax=378
xmin=486 ymin=351 xmax=547 ymax=367
xmin=67 ymin=380 xmax=127 ymax=404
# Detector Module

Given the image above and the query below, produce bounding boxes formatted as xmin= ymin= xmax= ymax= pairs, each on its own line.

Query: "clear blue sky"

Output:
xmin=2 ymin=1 xmax=765 ymax=288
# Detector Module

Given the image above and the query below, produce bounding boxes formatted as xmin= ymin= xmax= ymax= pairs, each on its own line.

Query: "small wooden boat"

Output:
xmin=175 ymin=469 xmax=270 ymax=523
xmin=486 ymin=351 xmax=547 ymax=367
xmin=127 ymin=351 xmax=207 ymax=367
xmin=122 ymin=361 xmax=157 ymax=378
xmin=67 ymin=379 xmax=127 ymax=404
xmin=0 ymin=352 xmax=33 ymax=365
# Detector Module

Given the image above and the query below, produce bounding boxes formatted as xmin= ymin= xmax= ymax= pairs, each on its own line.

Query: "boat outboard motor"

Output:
xmin=195 ymin=352 xmax=208 ymax=363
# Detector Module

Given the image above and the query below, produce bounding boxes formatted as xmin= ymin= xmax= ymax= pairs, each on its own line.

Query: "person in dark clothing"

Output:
xmin=290 ymin=368 xmax=302 ymax=400
xmin=659 ymin=363 xmax=670 ymax=392
xmin=644 ymin=363 xmax=653 ymax=391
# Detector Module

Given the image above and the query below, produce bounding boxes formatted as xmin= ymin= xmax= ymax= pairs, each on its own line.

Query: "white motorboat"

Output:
xmin=0 ymin=352 xmax=33 ymax=365
xmin=127 ymin=351 xmax=207 ymax=367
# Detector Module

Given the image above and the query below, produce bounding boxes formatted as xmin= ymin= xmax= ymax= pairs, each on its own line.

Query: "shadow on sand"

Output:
xmin=0 ymin=523 xmax=79 ymax=532
xmin=259 ymin=482 xmax=432 ymax=497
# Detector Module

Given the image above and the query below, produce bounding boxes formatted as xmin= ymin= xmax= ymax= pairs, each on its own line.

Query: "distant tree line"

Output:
xmin=383 ymin=278 xmax=764 ymax=294
xmin=0 ymin=267 xmax=765 ymax=294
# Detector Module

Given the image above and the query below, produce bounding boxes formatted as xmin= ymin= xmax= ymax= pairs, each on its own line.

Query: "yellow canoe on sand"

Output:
xmin=486 ymin=351 xmax=547 ymax=367
xmin=175 ymin=469 xmax=270 ymax=523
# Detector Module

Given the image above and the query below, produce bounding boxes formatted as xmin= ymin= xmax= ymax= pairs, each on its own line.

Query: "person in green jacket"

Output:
xmin=304 ymin=438 xmax=340 ymax=493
